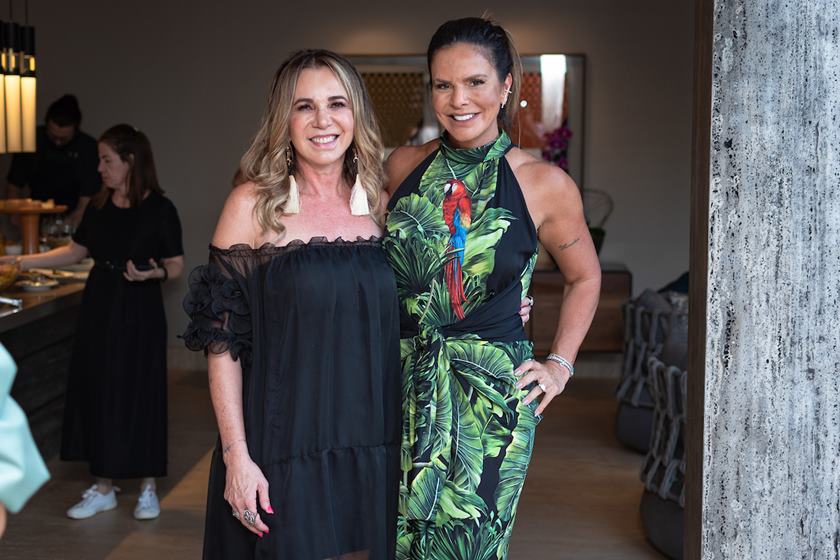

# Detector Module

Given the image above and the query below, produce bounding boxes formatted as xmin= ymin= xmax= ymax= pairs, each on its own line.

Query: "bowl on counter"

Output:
xmin=16 ymin=278 xmax=59 ymax=292
xmin=0 ymin=262 xmax=20 ymax=291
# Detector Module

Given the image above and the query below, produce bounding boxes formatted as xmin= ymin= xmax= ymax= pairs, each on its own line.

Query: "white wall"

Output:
xmin=17 ymin=0 xmax=693 ymax=345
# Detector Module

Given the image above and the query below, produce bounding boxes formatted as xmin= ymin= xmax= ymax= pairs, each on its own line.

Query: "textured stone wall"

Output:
xmin=704 ymin=1 xmax=840 ymax=558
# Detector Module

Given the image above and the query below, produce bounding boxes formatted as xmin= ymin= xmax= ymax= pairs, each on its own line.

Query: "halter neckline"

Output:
xmin=439 ymin=131 xmax=512 ymax=165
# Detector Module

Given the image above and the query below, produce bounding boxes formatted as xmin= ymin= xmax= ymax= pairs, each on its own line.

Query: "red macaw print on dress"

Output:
xmin=442 ymin=179 xmax=471 ymax=319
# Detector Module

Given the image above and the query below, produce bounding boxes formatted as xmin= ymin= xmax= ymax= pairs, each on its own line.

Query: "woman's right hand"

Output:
xmin=223 ymin=447 xmax=273 ymax=537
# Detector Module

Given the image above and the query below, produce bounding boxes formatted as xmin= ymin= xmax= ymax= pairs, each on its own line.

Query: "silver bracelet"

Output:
xmin=546 ymin=353 xmax=574 ymax=377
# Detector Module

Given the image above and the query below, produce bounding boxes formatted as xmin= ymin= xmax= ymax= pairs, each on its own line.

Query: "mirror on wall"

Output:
xmin=347 ymin=54 xmax=586 ymax=188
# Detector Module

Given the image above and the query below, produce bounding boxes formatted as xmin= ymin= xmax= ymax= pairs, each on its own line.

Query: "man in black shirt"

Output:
xmin=6 ymin=94 xmax=100 ymax=227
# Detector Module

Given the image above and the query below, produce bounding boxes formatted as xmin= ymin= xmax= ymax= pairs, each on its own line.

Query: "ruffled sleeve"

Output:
xmin=182 ymin=249 xmax=253 ymax=367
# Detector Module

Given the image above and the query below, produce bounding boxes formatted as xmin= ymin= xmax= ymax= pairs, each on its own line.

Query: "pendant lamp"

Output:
xmin=0 ymin=22 xmax=7 ymax=154
xmin=0 ymin=0 xmax=36 ymax=155
xmin=19 ymin=23 xmax=34 ymax=152
xmin=3 ymin=20 xmax=21 ymax=153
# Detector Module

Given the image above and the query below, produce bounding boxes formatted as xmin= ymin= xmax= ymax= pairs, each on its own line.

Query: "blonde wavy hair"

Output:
xmin=239 ymin=49 xmax=385 ymax=237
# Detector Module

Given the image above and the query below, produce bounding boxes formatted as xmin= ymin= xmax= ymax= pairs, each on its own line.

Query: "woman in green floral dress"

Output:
xmin=382 ymin=18 xmax=602 ymax=559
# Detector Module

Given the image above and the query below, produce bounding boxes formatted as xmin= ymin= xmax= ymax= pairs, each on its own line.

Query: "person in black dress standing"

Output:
xmin=183 ymin=50 xmax=400 ymax=559
xmin=5 ymin=124 xmax=184 ymax=521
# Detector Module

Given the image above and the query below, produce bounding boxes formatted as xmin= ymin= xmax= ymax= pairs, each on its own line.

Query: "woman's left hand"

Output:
xmin=514 ymin=359 xmax=570 ymax=415
xmin=124 ymin=258 xmax=162 ymax=282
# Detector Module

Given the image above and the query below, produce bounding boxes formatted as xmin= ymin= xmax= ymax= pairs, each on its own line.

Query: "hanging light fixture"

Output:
xmin=0 ymin=0 xmax=36 ymax=154
xmin=19 ymin=22 xmax=34 ymax=152
xmin=3 ymin=19 xmax=22 ymax=153
xmin=0 ymin=21 xmax=7 ymax=153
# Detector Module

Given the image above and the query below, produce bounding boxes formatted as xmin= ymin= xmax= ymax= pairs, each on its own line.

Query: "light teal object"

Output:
xmin=0 ymin=343 xmax=49 ymax=513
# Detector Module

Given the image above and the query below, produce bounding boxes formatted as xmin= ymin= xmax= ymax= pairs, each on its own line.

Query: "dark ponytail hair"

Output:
xmin=427 ymin=17 xmax=523 ymax=130
xmin=94 ymin=124 xmax=164 ymax=209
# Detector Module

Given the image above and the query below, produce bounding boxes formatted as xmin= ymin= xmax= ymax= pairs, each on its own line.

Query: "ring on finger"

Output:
xmin=232 ymin=510 xmax=240 ymax=520
xmin=243 ymin=509 xmax=257 ymax=526
xmin=538 ymin=382 xmax=547 ymax=392
xmin=526 ymin=295 xmax=534 ymax=306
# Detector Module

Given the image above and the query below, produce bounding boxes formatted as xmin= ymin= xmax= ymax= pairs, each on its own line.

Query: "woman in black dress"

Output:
xmin=183 ymin=50 xmax=400 ymax=559
xmin=6 ymin=124 xmax=184 ymax=521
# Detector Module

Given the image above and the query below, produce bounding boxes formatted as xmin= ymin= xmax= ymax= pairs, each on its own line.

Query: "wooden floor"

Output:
xmin=0 ymin=360 xmax=662 ymax=559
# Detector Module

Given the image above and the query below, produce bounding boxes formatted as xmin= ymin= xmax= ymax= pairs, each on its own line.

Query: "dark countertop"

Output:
xmin=0 ymin=282 xmax=85 ymax=334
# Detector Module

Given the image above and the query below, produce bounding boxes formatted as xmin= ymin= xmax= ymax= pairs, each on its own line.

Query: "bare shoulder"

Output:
xmin=384 ymin=139 xmax=439 ymax=195
xmin=212 ymin=182 xmax=261 ymax=248
xmin=505 ymin=147 xmax=583 ymax=231
xmin=507 ymin=148 xmax=581 ymax=210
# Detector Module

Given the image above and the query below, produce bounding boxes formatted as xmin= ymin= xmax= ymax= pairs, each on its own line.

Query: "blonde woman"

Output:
xmin=183 ymin=50 xmax=400 ymax=559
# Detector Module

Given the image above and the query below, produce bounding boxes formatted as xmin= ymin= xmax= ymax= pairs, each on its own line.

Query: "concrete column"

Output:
xmin=703 ymin=1 xmax=840 ymax=558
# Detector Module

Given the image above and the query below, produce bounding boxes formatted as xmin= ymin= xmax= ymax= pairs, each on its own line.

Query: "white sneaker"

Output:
xmin=66 ymin=485 xmax=117 ymax=519
xmin=133 ymin=486 xmax=160 ymax=520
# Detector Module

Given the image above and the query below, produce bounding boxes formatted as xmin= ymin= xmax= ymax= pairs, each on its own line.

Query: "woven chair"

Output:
xmin=615 ymin=289 xmax=672 ymax=452
xmin=638 ymin=352 xmax=688 ymax=559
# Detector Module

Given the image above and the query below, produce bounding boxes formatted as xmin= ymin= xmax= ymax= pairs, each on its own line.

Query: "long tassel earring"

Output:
xmin=349 ymin=151 xmax=370 ymax=216
xmin=285 ymin=146 xmax=301 ymax=214
xmin=286 ymin=175 xmax=301 ymax=214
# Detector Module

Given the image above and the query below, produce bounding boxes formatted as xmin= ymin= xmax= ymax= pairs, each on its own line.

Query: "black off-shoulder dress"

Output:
xmin=183 ymin=237 xmax=401 ymax=560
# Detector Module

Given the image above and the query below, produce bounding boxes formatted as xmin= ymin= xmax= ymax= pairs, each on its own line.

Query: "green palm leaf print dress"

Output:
xmin=383 ymin=132 xmax=541 ymax=560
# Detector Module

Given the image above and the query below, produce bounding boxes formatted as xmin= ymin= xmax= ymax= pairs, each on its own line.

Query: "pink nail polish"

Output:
xmin=266 ymin=506 xmax=274 ymax=514
xmin=265 ymin=528 xmax=270 ymax=534
xmin=258 ymin=533 xmax=264 ymax=538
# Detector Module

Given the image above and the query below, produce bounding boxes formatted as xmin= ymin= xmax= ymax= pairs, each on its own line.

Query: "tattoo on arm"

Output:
xmin=558 ymin=237 xmax=580 ymax=251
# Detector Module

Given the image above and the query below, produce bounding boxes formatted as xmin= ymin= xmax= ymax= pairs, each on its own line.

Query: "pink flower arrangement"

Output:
xmin=541 ymin=121 xmax=573 ymax=171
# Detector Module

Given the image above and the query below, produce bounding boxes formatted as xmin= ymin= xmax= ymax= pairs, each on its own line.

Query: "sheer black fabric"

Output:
xmin=182 ymin=258 xmax=252 ymax=367
xmin=183 ymin=237 xmax=401 ymax=560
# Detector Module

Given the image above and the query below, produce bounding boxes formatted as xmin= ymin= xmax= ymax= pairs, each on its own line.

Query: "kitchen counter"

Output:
xmin=1 ymin=281 xmax=86 ymax=459
xmin=0 ymin=281 xmax=85 ymax=333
